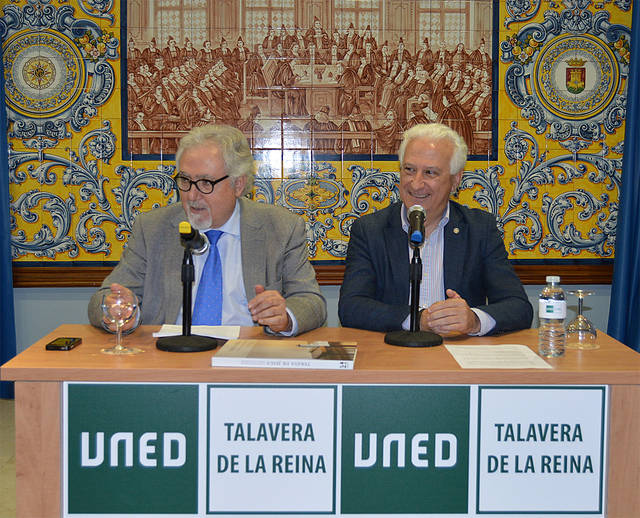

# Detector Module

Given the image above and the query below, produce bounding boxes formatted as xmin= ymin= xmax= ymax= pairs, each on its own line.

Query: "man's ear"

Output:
xmin=451 ymin=171 xmax=463 ymax=194
xmin=233 ymin=175 xmax=247 ymax=197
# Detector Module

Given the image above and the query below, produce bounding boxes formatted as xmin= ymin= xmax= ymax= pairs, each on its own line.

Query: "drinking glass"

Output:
xmin=101 ymin=291 xmax=143 ymax=355
xmin=565 ymin=290 xmax=598 ymax=350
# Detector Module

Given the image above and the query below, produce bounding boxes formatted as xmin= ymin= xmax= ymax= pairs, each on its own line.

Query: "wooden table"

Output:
xmin=2 ymin=324 xmax=639 ymax=517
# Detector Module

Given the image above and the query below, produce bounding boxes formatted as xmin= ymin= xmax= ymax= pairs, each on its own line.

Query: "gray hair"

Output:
xmin=175 ymin=124 xmax=256 ymax=194
xmin=398 ymin=123 xmax=468 ymax=175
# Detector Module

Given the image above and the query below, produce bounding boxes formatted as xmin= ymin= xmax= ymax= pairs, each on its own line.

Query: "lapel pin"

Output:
xmin=453 ymin=227 xmax=460 ymax=234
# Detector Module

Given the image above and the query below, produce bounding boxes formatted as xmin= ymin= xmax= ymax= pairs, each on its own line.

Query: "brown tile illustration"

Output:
xmin=125 ymin=0 xmax=494 ymax=157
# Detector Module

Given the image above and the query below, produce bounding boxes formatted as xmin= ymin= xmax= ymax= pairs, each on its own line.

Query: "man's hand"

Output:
xmin=102 ymin=283 xmax=139 ymax=333
xmin=248 ymin=284 xmax=292 ymax=333
xmin=421 ymin=289 xmax=480 ymax=336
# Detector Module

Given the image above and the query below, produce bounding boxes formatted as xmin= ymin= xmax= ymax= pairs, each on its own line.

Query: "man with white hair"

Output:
xmin=339 ymin=123 xmax=532 ymax=335
xmin=89 ymin=125 xmax=326 ymax=336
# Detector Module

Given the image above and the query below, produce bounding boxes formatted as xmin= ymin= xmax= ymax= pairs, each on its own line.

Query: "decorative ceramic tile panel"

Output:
xmin=3 ymin=0 xmax=631 ymax=265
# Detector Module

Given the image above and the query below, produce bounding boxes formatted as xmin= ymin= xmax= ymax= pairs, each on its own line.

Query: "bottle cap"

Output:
xmin=546 ymin=275 xmax=560 ymax=283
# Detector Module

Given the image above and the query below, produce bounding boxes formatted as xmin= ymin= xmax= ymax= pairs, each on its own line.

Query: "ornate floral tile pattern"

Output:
xmin=3 ymin=0 xmax=631 ymax=264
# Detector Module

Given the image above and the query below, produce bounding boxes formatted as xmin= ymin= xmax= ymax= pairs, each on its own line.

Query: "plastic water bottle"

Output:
xmin=538 ymin=276 xmax=566 ymax=357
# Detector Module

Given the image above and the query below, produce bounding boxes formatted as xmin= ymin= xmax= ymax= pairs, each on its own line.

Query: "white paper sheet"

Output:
xmin=152 ymin=324 xmax=240 ymax=340
xmin=445 ymin=344 xmax=553 ymax=369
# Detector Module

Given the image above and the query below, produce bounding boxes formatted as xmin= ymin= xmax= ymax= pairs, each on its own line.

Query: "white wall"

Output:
xmin=13 ymin=284 xmax=611 ymax=354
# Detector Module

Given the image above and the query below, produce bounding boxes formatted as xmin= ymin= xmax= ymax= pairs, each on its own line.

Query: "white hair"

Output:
xmin=398 ymin=123 xmax=468 ymax=175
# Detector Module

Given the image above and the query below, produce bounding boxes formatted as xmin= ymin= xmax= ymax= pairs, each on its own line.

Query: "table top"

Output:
xmin=2 ymin=324 xmax=640 ymax=385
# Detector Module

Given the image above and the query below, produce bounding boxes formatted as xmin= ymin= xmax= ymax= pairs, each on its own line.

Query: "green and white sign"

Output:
xmin=207 ymin=385 xmax=337 ymax=513
xmin=63 ymin=382 xmax=607 ymax=517
xmin=65 ymin=383 xmax=199 ymax=514
xmin=476 ymin=386 xmax=606 ymax=514
xmin=341 ymin=385 xmax=470 ymax=514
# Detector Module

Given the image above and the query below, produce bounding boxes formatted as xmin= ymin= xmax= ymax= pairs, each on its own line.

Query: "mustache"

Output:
xmin=185 ymin=201 xmax=209 ymax=210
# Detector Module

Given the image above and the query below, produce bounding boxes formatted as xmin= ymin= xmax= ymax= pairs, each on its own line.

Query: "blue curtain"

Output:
xmin=0 ymin=37 xmax=17 ymax=398
xmin=607 ymin=8 xmax=640 ymax=352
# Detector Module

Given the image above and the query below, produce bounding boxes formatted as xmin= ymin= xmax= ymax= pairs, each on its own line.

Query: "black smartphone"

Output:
xmin=45 ymin=337 xmax=82 ymax=351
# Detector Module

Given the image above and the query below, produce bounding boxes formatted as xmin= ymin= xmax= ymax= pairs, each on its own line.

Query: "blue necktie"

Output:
xmin=192 ymin=229 xmax=223 ymax=325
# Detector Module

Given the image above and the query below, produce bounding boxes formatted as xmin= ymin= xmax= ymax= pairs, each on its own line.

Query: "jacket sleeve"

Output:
xmin=279 ymin=215 xmax=327 ymax=334
xmin=338 ymin=217 xmax=410 ymax=331
xmin=87 ymin=216 xmax=151 ymax=329
xmin=474 ymin=220 xmax=533 ymax=334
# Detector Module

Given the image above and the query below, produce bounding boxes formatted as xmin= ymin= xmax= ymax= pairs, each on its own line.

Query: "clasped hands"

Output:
xmin=419 ymin=289 xmax=481 ymax=337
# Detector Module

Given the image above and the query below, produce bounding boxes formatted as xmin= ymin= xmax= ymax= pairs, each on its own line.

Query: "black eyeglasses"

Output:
xmin=174 ymin=174 xmax=229 ymax=194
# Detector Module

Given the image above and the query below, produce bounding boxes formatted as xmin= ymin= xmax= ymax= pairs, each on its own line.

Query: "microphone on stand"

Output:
xmin=156 ymin=221 xmax=221 ymax=353
xmin=179 ymin=221 xmax=209 ymax=254
xmin=384 ymin=205 xmax=443 ymax=348
xmin=408 ymin=205 xmax=426 ymax=247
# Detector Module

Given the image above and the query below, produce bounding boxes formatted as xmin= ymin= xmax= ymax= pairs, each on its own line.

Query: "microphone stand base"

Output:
xmin=384 ymin=330 xmax=443 ymax=348
xmin=156 ymin=334 xmax=222 ymax=352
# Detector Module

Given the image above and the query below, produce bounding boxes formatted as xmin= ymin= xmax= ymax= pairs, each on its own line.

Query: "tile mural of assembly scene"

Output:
xmin=126 ymin=18 xmax=492 ymax=157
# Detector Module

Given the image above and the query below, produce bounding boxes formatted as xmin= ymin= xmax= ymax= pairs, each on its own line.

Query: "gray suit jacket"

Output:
xmin=88 ymin=198 xmax=326 ymax=334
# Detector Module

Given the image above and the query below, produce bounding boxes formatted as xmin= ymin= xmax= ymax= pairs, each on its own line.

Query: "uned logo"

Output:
xmin=67 ymin=383 xmax=199 ymax=514
xmin=341 ymin=386 xmax=470 ymax=514
xmin=354 ymin=432 xmax=457 ymax=468
xmin=80 ymin=431 xmax=186 ymax=467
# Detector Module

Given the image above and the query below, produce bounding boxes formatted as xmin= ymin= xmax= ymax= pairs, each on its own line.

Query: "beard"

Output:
xmin=184 ymin=202 xmax=212 ymax=230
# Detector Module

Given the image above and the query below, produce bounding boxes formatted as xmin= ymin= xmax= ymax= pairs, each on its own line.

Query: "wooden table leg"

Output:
xmin=15 ymin=382 xmax=61 ymax=518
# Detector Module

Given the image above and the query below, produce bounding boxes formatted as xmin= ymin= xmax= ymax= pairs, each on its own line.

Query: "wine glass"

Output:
xmin=565 ymin=289 xmax=598 ymax=350
xmin=101 ymin=291 xmax=143 ymax=355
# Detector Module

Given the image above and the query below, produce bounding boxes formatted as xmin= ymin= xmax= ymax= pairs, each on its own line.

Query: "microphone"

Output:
xmin=385 ymin=203 xmax=442 ymax=348
xmin=156 ymin=221 xmax=220 ymax=353
xmin=179 ymin=221 xmax=209 ymax=255
xmin=408 ymin=205 xmax=426 ymax=246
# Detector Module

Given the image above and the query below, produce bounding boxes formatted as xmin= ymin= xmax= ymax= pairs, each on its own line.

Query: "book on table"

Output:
xmin=211 ymin=339 xmax=357 ymax=369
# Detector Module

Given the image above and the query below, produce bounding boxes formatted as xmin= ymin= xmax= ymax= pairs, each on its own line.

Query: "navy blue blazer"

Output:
xmin=338 ymin=201 xmax=533 ymax=333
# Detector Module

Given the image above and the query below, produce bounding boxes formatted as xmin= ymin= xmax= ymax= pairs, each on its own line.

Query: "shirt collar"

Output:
xmin=207 ymin=199 xmax=241 ymax=237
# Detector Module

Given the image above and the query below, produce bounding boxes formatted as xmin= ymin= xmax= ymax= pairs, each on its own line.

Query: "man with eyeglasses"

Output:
xmin=88 ymin=124 xmax=326 ymax=335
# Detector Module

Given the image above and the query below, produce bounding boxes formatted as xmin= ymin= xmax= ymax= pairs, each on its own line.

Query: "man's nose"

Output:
xmin=182 ymin=185 xmax=200 ymax=201
xmin=411 ymin=171 xmax=428 ymax=186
